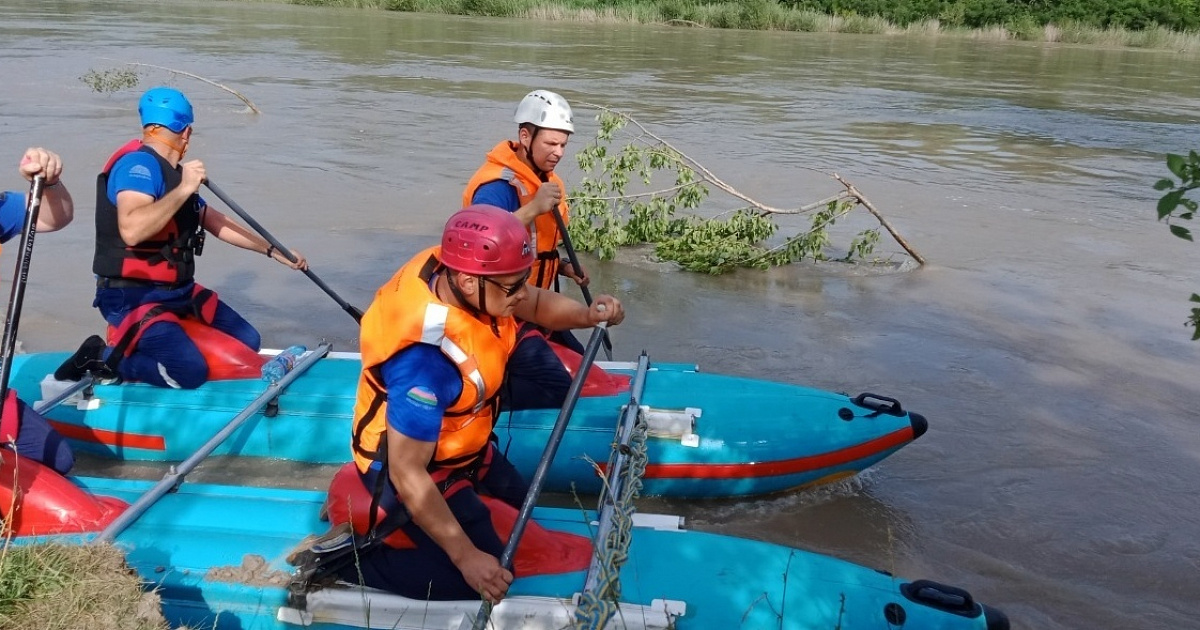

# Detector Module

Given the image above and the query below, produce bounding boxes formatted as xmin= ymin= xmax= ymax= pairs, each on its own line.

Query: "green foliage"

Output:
xmin=291 ymin=0 xmax=1200 ymax=43
xmin=1154 ymin=151 xmax=1200 ymax=339
xmin=382 ymin=0 xmax=419 ymax=10
xmin=782 ymin=0 xmax=1200 ymax=31
xmin=739 ymin=0 xmax=777 ymax=29
xmin=568 ymin=110 xmax=879 ymax=274
xmin=80 ymin=68 xmax=140 ymax=94
xmin=0 ymin=545 xmax=70 ymax=610
xmin=838 ymin=12 xmax=890 ymax=33
xmin=458 ymin=0 xmax=526 ymax=16
xmin=1006 ymin=13 xmax=1042 ymax=40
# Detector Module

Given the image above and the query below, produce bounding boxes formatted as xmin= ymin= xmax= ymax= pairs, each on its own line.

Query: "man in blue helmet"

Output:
xmin=54 ymin=86 xmax=310 ymax=389
xmin=0 ymin=147 xmax=77 ymax=474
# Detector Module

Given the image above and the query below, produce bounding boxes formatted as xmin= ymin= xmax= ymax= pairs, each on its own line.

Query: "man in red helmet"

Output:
xmin=345 ymin=205 xmax=623 ymax=604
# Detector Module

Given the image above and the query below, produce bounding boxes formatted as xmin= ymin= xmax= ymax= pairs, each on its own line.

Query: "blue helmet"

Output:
xmin=138 ymin=87 xmax=193 ymax=133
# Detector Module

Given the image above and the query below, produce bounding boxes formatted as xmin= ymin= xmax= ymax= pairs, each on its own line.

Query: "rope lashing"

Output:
xmin=573 ymin=409 xmax=650 ymax=629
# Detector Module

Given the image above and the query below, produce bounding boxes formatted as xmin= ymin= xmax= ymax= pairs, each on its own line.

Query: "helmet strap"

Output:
xmin=474 ymin=276 xmax=501 ymax=337
xmin=446 ymin=272 xmax=501 ymax=338
xmin=143 ymin=126 xmax=188 ymax=161
xmin=520 ymin=126 xmax=548 ymax=182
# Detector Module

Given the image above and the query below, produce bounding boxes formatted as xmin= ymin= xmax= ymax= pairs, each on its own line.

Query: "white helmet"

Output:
xmin=514 ymin=90 xmax=574 ymax=134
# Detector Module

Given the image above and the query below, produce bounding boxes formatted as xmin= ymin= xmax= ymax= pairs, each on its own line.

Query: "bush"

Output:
xmin=777 ymin=0 xmax=1200 ymax=31
xmin=739 ymin=0 xmax=777 ymax=29
xmin=1006 ymin=13 xmax=1041 ymax=39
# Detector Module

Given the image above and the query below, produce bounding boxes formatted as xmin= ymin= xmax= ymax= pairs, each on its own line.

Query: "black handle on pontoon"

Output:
xmin=550 ymin=206 xmax=613 ymax=360
xmin=852 ymin=392 xmax=905 ymax=416
xmin=0 ymin=175 xmax=45 ymax=408
xmin=471 ymin=318 xmax=609 ymax=629
xmin=203 ymin=180 xmax=364 ymax=324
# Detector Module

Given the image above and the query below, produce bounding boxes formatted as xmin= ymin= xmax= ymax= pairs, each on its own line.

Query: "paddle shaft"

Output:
xmin=94 ymin=343 xmax=331 ymax=543
xmin=471 ymin=321 xmax=608 ymax=630
xmin=549 ymin=206 xmax=613 ymax=360
xmin=0 ymin=176 xmax=45 ymax=407
xmin=202 ymin=180 xmax=364 ymax=323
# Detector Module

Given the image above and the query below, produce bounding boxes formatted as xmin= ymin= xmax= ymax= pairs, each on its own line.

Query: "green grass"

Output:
xmin=0 ymin=541 xmax=168 ymax=630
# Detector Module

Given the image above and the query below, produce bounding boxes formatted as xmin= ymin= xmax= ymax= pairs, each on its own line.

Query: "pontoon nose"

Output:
xmin=983 ymin=603 xmax=1011 ymax=630
xmin=909 ymin=411 xmax=928 ymax=440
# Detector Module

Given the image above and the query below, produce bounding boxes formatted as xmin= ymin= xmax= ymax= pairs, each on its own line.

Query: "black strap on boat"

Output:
xmin=288 ymin=436 xmax=419 ymax=610
xmin=286 ymin=482 xmax=411 ymax=611
xmin=365 ymin=438 xmax=389 ymax=538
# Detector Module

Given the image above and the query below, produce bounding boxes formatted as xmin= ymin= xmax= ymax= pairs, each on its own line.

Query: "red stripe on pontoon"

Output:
xmin=639 ymin=427 xmax=914 ymax=480
xmin=47 ymin=420 xmax=166 ymax=451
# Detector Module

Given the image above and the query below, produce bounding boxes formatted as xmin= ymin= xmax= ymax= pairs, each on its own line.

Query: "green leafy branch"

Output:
xmin=1153 ymin=150 xmax=1200 ymax=338
xmin=567 ymin=105 xmax=924 ymax=274
xmin=80 ymin=68 xmax=140 ymax=94
xmin=79 ymin=62 xmax=261 ymax=114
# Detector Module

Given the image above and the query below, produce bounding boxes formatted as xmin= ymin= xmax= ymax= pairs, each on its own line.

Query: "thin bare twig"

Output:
xmin=581 ymin=102 xmax=789 ymax=213
xmin=569 ymin=181 xmax=703 ymax=202
xmin=125 ymin=63 xmax=261 ymax=114
xmin=833 ymin=173 xmax=926 ymax=265
xmin=799 ymin=192 xmax=851 ymax=213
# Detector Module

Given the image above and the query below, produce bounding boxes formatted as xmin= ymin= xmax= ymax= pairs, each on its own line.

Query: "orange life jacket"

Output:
xmin=462 ymin=141 xmax=568 ymax=290
xmin=351 ymin=247 xmax=518 ymax=474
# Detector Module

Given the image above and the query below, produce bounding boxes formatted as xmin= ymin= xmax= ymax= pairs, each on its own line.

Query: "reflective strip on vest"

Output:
xmin=500 ymin=168 xmax=529 ymax=197
xmin=419 ymin=302 xmax=486 ymax=414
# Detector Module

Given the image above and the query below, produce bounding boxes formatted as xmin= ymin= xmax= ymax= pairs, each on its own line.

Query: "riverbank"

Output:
xmin=276 ymin=0 xmax=1200 ymax=51
xmin=0 ymin=540 xmax=168 ymax=630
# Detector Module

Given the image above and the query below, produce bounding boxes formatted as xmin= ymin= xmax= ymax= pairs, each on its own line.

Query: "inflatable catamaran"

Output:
xmin=10 ymin=338 xmax=927 ymax=499
xmin=5 ymin=346 xmax=1007 ymax=630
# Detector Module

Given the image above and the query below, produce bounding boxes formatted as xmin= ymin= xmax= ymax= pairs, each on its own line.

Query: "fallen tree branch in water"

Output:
xmin=125 ymin=62 xmax=261 ymax=114
xmin=568 ymin=103 xmax=926 ymax=272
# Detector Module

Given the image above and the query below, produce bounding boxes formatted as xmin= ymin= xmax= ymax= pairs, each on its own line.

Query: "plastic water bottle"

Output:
xmin=261 ymin=345 xmax=307 ymax=383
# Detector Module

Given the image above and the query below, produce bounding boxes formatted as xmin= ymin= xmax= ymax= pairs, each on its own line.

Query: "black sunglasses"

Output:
xmin=480 ymin=271 xmax=531 ymax=297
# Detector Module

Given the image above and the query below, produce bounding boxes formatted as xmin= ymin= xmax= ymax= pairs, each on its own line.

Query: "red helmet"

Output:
xmin=441 ymin=205 xmax=534 ymax=276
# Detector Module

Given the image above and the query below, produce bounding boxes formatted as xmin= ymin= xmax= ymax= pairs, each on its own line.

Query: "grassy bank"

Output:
xmin=0 ymin=541 xmax=168 ymax=630
xmin=279 ymin=0 xmax=1200 ymax=51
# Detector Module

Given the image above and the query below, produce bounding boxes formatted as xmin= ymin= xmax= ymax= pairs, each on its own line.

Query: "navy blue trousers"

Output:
xmin=339 ymin=446 xmax=529 ymax=601
xmin=6 ymin=396 xmax=74 ymax=474
xmin=95 ymin=283 xmax=260 ymax=389
xmin=502 ymin=332 xmax=573 ymax=411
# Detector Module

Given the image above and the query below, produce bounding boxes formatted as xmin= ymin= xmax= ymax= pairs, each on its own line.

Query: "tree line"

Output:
xmin=778 ymin=0 xmax=1199 ymax=31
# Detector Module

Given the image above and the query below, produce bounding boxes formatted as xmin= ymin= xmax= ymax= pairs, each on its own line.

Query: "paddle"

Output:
xmin=471 ymin=315 xmax=609 ymax=630
xmin=94 ymin=343 xmax=331 ymax=543
xmin=202 ymin=180 xmax=364 ymax=324
xmin=549 ymin=207 xmax=613 ymax=360
xmin=0 ymin=176 xmax=46 ymax=410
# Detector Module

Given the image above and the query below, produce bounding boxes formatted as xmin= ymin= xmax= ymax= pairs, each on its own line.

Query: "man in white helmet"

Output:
xmin=462 ymin=90 xmax=592 ymax=410
xmin=463 ymin=90 xmax=586 ymax=294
